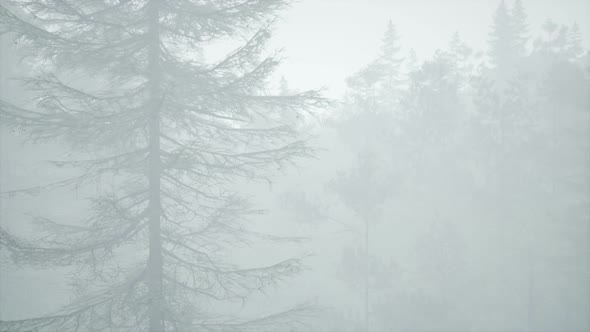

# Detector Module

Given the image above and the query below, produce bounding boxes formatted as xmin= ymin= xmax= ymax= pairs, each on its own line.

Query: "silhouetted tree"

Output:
xmin=346 ymin=20 xmax=405 ymax=112
xmin=378 ymin=21 xmax=405 ymax=100
xmin=511 ymin=0 xmax=529 ymax=56
xmin=488 ymin=0 xmax=520 ymax=77
xmin=327 ymin=152 xmax=393 ymax=332
xmin=476 ymin=15 xmax=589 ymax=328
xmin=448 ymin=32 xmax=475 ymax=79
xmin=567 ymin=23 xmax=584 ymax=58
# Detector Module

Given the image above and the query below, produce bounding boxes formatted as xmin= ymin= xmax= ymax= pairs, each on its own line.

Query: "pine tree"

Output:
xmin=511 ymin=0 xmax=529 ymax=57
xmin=488 ymin=0 xmax=518 ymax=76
xmin=448 ymin=32 xmax=474 ymax=82
xmin=345 ymin=20 xmax=404 ymax=112
xmin=378 ymin=20 xmax=404 ymax=93
xmin=0 ymin=0 xmax=325 ymax=331
xmin=567 ymin=22 xmax=584 ymax=58
xmin=327 ymin=152 xmax=393 ymax=332
xmin=405 ymin=48 xmax=419 ymax=75
xmin=537 ymin=20 xmax=574 ymax=59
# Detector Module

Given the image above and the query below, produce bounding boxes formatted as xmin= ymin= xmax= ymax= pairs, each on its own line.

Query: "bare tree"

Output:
xmin=0 ymin=0 xmax=326 ymax=330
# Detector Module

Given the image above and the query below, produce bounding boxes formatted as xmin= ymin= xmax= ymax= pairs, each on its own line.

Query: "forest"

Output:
xmin=0 ymin=0 xmax=588 ymax=331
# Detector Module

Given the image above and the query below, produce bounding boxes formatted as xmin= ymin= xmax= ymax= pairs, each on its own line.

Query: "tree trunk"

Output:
xmin=365 ymin=218 xmax=369 ymax=332
xmin=147 ymin=0 xmax=163 ymax=330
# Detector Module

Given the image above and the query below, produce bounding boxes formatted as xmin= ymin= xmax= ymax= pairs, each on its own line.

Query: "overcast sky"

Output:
xmin=271 ymin=0 xmax=590 ymax=96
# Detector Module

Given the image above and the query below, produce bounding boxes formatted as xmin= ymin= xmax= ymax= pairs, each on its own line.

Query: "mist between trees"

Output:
xmin=0 ymin=0 xmax=588 ymax=331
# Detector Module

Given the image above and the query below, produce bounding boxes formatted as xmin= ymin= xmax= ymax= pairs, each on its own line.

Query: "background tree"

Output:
xmin=377 ymin=20 xmax=405 ymax=109
xmin=0 ymin=0 xmax=325 ymax=331
xmin=567 ymin=23 xmax=584 ymax=59
xmin=473 ymin=3 xmax=589 ymax=328
xmin=345 ymin=21 xmax=405 ymax=114
xmin=488 ymin=0 xmax=519 ymax=78
xmin=511 ymin=0 xmax=529 ymax=57
xmin=326 ymin=152 xmax=393 ymax=332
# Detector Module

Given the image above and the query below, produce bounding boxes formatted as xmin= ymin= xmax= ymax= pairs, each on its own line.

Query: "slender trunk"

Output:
xmin=147 ymin=0 xmax=163 ymax=331
xmin=365 ymin=218 xmax=369 ymax=332
xmin=527 ymin=250 xmax=534 ymax=332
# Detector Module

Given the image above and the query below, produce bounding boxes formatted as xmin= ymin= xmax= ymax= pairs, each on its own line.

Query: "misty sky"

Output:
xmin=272 ymin=0 xmax=590 ymax=96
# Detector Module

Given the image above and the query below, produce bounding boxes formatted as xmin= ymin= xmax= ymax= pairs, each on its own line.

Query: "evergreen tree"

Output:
xmin=378 ymin=20 xmax=405 ymax=94
xmin=0 ymin=0 xmax=325 ymax=331
xmin=536 ymin=20 xmax=575 ymax=60
xmin=327 ymin=152 xmax=393 ymax=332
xmin=488 ymin=0 xmax=518 ymax=76
xmin=448 ymin=32 xmax=474 ymax=84
xmin=345 ymin=20 xmax=405 ymax=112
xmin=405 ymin=48 xmax=419 ymax=76
xmin=475 ymin=18 xmax=589 ymax=329
xmin=567 ymin=23 xmax=584 ymax=59
xmin=511 ymin=0 xmax=529 ymax=56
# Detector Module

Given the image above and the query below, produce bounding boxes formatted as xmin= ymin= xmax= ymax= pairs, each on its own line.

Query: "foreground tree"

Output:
xmin=0 ymin=0 xmax=325 ymax=331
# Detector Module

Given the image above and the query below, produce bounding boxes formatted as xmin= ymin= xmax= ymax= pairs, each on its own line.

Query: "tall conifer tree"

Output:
xmin=488 ymin=0 xmax=518 ymax=76
xmin=567 ymin=23 xmax=584 ymax=58
xmin=345 ymin=20 xmax=405 ymax=112
xmin=0 ymin=0 xmax=325 ymax=330
xmin=511 ymin=0 xmax=529 ymax=56
xmin=378 ymin=21 xmax=405 ymax=94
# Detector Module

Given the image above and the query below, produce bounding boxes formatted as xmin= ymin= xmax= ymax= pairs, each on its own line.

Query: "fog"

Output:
xmin=0 ymin=0 xmax=589 ymax=331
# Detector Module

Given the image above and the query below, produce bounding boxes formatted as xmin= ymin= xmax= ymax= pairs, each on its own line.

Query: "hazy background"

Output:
xmin=1 ymin=0 xmax=589 ymax=331
xmin=272 ymin=0 xmax=590 ymax=96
